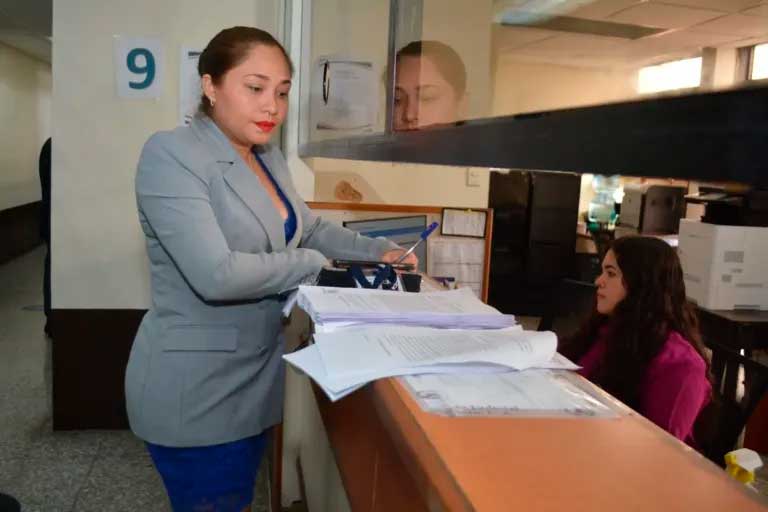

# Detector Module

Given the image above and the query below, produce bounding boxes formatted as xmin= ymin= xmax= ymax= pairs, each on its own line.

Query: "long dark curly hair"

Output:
xmin=559 ymin=236 xmax=711 ymax=409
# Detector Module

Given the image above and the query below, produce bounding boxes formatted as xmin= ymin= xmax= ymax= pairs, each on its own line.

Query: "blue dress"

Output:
xmin=147 ymin=433 xmax=267 ymax=511
xmin=254 ymin=150 xmax=297 ymax=242
xmin=145 ymin=150 xmax=295 ymax=511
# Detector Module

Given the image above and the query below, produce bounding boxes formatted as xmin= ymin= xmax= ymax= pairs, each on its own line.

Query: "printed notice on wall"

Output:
xmin=179 ymin=47 xmax=202 ymax=125
xmin=428 ymin=238 xmax=484 ymax=298
xmin=313 ymin=58 xmax=377 ymax=130
xmin=114 ymin=36 xmax=164 ymax=99
xmin=441 ymin=209 xmax=487 ymax=238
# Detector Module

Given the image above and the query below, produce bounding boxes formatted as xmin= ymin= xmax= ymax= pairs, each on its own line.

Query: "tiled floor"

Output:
xmin=0 ymin=247 xmax=269 ymax=512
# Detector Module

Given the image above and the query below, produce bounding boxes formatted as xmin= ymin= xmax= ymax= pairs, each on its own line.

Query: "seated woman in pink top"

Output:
xmin=560 ymin=236 xmax=711 ymax=445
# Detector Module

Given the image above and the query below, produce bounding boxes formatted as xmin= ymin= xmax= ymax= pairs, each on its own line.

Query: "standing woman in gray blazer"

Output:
xmin=125 ymin=27 xmax=414 ymax=512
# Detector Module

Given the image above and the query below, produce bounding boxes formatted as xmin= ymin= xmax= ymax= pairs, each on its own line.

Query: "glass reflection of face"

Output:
xmin=394 ymin=55 xmax=461 ymax=131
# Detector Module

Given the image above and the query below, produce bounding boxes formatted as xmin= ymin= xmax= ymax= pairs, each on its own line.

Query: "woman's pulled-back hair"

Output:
xmin=560 ymin=236 xmax=710 ymax=408
xmin=197 ymin=26 xmax=293 ymax=116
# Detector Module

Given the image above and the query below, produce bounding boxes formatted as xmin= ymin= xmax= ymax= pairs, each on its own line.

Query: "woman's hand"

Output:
xmin=381 ymin=249 xmax=418 ymax=268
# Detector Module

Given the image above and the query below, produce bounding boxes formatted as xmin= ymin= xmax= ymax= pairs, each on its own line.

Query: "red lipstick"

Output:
xmin=255 ymin=121 xmax=276 ymax=132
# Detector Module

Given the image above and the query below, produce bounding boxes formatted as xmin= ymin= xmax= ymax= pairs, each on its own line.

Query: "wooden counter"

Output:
xmin=314 ymin=376 xmax=768 ymax=512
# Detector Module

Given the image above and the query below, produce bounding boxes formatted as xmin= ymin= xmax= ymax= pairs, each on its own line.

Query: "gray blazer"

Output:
xmin=125 ymin=115 xmax=398 ymax=447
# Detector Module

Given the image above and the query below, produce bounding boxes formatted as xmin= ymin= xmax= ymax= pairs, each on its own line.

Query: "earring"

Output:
xmin=209 ymin=97 xmax=216 ymax=108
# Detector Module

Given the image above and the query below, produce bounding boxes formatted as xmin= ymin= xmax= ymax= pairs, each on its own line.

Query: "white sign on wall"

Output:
xmin=179 ymin=47 xmax=202 ymax=125
xmin=114 ymin=36 xmax=164 ymax=99
xmin=313 ymin=58 xmax=377 ymax=131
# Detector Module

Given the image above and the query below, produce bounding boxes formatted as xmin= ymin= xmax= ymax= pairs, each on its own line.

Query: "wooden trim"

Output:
xmin=481 ymin=208 xmax=493 ymax=304
xmin=307 ymin=201 xmax=443 ymax=214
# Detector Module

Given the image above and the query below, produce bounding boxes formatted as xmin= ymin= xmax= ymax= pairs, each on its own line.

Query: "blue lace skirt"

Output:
xmin=146 ymin=432 xmax=267 ymax=512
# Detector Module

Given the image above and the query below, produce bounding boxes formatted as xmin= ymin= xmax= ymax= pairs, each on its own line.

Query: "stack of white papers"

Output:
xmin=284 ymin=325 xmax=578 ymax=401
xmin=296 ymin=286 xmax=516 ymax=330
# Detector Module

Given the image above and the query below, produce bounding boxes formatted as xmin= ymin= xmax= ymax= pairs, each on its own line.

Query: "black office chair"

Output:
xmin=537 ymin=278 xmax=596 ymax=338
xmin=695 ymin=340 xmax=768 ymax=466
xmin=0 ymin=493 xmax=20 ymax=512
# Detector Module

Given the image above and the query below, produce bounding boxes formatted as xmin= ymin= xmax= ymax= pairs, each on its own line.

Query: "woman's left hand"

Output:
xmin=381 ymin=249 xmax=418 ymax=268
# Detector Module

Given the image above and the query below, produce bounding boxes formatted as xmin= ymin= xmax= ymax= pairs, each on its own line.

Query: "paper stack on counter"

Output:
xmin=296 ymin=286 xmax=516 ymax=330
xmin=284 ymin=325 xmax=579 ymax=402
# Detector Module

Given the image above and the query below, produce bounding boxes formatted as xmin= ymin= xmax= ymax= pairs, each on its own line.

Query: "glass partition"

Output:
xmin=303 ymin=0 xmax=392 ymax=142
xmin=304 ymin=0 xmax=768 ymax=141
xmin=487 ymin=0 xmax=767 ymax=118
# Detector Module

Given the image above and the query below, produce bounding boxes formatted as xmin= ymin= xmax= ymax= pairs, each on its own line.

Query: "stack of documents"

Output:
xmin=284 ymin=325 xmax=578 ymax=401
xmin=284 ymin=285 xmax=589 ymax=409
xmin=296 ymin=286 xmax=516 ymax=330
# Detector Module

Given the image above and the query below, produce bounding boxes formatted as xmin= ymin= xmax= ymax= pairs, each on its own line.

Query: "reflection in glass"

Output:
xmin=393 ymin=40 xmax=468 ymax=131
xmin=489 ymin=0 xmax=768 ymax=115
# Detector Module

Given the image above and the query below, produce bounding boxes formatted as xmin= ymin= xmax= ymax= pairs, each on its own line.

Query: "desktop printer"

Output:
xmin=678 ymin=219 xmax=768 ymax=310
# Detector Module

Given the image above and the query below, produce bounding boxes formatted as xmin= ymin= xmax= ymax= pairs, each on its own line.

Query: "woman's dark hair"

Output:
xmin=560 ymin=236 xmax=711 ymax=409
xmin=198 ymin=26 xmax=293 ymax=116
xmin=396 ymin=40 xmax=467 ymax=97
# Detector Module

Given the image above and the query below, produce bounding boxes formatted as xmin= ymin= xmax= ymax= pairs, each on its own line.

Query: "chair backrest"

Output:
xmin=695 ymin=340 xmax=768 ymax=466
xmin=538 ymin=278 xmax=596 ymax=338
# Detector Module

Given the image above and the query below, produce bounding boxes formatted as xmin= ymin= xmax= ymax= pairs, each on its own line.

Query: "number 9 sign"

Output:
xmin=115 ymin=36 xmax=164 ymax=99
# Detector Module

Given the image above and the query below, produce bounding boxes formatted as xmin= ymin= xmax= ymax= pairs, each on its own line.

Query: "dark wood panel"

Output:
xmin=51 ymin=309 xmax=145 ymax=430
xmin=300 ymin=86 xmax=768 ymax=185
xmin=0 ymin=201 xmax=42 ymax=264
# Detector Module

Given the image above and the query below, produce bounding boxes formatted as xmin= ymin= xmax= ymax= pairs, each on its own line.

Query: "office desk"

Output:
xmin=313 ymin=376 xmax=767 ymax=512
xmin=696 ymin=307 xmax=768 ymax=455
xmin=697 ymin=307 xmax=768 ymax=355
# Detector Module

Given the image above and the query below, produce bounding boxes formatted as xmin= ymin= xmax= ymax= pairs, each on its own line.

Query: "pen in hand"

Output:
xmin=395 ymin=222 xmax=439 ymax=264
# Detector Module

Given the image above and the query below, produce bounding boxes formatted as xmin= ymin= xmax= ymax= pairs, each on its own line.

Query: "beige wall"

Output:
xmin=0 ymin=42 xmax=51 ymax=211
xmin=492 ymin=57 xmax=637 ymax=116
xmin=52 ymin=0 xmax=276 ymax=309
xmin=311 ymin=158 xmax=490 ymax=208
xmin=421 ymin=0 xmax=494 ymax=119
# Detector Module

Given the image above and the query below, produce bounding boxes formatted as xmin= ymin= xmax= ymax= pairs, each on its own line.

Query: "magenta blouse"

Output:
xmin=577 ymin=329 xmax=711 ymax=445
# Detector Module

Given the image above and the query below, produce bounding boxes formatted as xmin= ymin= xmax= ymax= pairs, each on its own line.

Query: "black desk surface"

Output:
xmin=697 ymin=308 xmax=768 ymax=324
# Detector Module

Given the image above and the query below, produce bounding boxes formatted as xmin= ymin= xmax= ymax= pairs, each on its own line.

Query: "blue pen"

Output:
xmin=395 ymin=222 xmax=439 ymax=264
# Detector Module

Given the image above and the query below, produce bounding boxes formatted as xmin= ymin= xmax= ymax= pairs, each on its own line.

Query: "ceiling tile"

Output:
xmin=626 ymin=28 xmax=740 ymax=57
xmin=662 ymin=0 xmax=763 ymax=12
xmin=695 ymin=13 xmax=768 ymax=36
xmin=611 ymin=3 xmax=727 ymax=28
xmin=493 ymin=26 xmax=558 ymax=50
xmin=741 ymin=4 xmax=768 ymax=17
xmin=516 ymin=32 xmax=630 ymax=56
xmin=569 ymin=0 xmax=645 ymax=20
